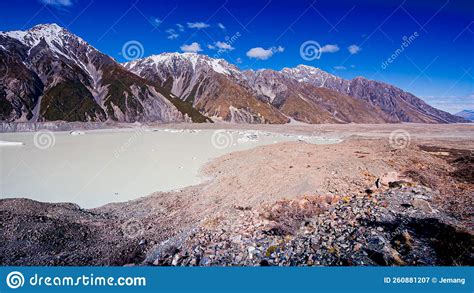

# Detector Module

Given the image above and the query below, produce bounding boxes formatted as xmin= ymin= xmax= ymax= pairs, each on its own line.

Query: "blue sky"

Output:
xmin=0 ymin=0 xmax=473 ymax=113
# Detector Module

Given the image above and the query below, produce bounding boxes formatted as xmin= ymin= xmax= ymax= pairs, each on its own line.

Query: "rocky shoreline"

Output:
xmin=0 ymin=128 xmax=473 ymax=266
xmin=154 ymin=186 xmax=472 ymax=266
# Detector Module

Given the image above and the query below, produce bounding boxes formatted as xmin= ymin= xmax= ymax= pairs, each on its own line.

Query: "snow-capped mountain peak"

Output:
xmin=1 ymin=23 xmax=467 ymax=124
xmin=281 ymin=64 xmax=340 ymax=84
xmin=1 ymin=23 xmax=86 ymax=49
xmin=0 ymin=23 xmax=192 ymax=123
xmin=124 ymin=52 xmax=240 ymax=77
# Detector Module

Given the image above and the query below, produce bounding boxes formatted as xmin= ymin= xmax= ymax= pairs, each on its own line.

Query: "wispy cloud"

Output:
xmin=176 ymin=24 xmax=185 ymax=32
xmin=348 ymin=44 xmax=361 ymax=54
xmin=166 ymin=29 xmax=178 ymax=39
xmin=320 ymin=44 xmax=339 ymax=53
xmin=187 ymin=22 xmax=210 ymax=29
xmin=246 ymin=46 xmax=284 ymax=60
xmin=333 ymin=65 xmax=347 ymax=70
xmin=150 ymin=17 xmax=162 ymax=28
xmin=423 ymin=94 xmax=474 ymax=114
xmin=217 ymin=23 xmax=226 ymax=30
xmin=39 ymin=0 xmax=73 ymax=9
xmin=209 ymin=41 xmax=234 ymax=51
xmin=180 ymin=42 xmax=202 ymax=53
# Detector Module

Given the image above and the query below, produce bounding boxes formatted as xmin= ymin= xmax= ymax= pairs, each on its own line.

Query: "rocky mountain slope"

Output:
xmin=0 ymin=24 xmax=467 ymax=124
xmin=244 ymin=69 xmax=387 ymax=123
xmin=280 ymin=65 xmax=466 ymax=123
xmin=0 ymin=24 xmax=205 ymax=123
xmin=125 ymin=54 xmax=389 ymax=124
xmin=123 ymin=53 xmax=287 ymax=123
xmin=126 ymin=54 xmax=466 ymax=124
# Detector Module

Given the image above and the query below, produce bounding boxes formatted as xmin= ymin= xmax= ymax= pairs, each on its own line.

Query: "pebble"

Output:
xmin=152 ymin=186 xmax=463 ymax=266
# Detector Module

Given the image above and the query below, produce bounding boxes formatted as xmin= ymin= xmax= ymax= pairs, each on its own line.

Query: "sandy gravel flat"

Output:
xmin=97 ymin=123 xmax=473 ymax=236
xmin=0 ymin=123 xmax=472 ymax=265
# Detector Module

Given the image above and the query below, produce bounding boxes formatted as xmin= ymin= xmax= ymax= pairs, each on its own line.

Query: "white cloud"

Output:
xmin=166 ymin=29 xmax=179 ymax=39
xmin=39 ymin=0 xmax=73 ymax=8
xmin=176 ymin=24 xmax=185 ymax=32
xmin=348 ymin=44 xmax=361 ymax=54
xmin=215 ymin=41 xmax=234 ymax=51
xmin=236 ymin=58 xmax=243 ymax=64
xmin=180 ymin=42 xmax=202 ymax=53
xmin=320 ymin=44 xmax=339 ymax=53
xmin=208 ymin=44 xmax=215 ymax=49
xmin=217 ymin=23 xmax=226 ymax=30
xmin=187 ymin=22 xmax=210 ymax=29
xmin=333 ymin=66 xmax=347 ymax=70
xmin=247 ymin=47 xmax=273 ymax=60
xmin=275 ymin=46 xmax=284 ymax=53
xmin=150 ymin=17 xmax=162 ymax=28
xmin=246 ymin=46 xmax=284 ymax=60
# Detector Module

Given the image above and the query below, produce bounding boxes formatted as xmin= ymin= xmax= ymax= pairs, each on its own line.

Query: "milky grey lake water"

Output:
xmin=0 ymin=128 xmax=340 ymax=208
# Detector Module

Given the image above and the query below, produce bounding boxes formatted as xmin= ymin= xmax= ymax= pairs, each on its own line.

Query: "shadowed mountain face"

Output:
xmin=1 ymin=24 xmax=467 ymax=124
xmin=0 ymin=24 xmax=206 ymax=123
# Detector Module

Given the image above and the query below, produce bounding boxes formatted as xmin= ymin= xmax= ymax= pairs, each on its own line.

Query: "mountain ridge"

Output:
xmin=0 ymin=23 xmax=467 ymax=124
xmin=0 ymin=23 xmax=207 ymax=123
xmin=455 ymin=110 xmax=474 ymax=121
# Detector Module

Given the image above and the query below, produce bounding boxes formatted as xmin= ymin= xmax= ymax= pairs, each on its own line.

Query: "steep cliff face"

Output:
xmin=0 ymin=24 xmax=191 ymax=123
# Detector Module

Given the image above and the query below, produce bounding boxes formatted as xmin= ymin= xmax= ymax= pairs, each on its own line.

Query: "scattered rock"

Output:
xmin=411 ymin=198 xmax=433 ymax=213
xmin=388 ymin=181 xmax=407 ymax=189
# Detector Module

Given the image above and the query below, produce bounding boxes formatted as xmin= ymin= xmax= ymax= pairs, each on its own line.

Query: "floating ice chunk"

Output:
xmin=237 ymin=131 xmax=259 ymax=143
xmin=163 ymin=129 xmax=184 ymax=133
xmin=0 ymin=140 xmax=24 ymax=146
xmin=70 ymin=131 xmax=85 ymax=136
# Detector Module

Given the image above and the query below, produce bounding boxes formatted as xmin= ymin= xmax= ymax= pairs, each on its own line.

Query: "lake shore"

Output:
xmin=0 ymin=123 xmax=473 ymax=266
xmin=0 ymin=127 xmax=340 ymax=208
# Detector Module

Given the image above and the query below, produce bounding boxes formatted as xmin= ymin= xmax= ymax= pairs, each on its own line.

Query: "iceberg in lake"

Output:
xmin=0 ymin=140 xmax=24 ymax=146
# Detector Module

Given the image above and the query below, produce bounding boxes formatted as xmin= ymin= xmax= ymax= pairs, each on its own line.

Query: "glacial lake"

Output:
xmin=0 ymin=128 xmax=340 ymax=208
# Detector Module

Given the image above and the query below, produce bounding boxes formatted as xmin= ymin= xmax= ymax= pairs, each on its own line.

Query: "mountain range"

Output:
xmin=0 ymin=24 xmax=467 ymax=124
xmin=455 ymin=110 xmax=474 ymax=121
